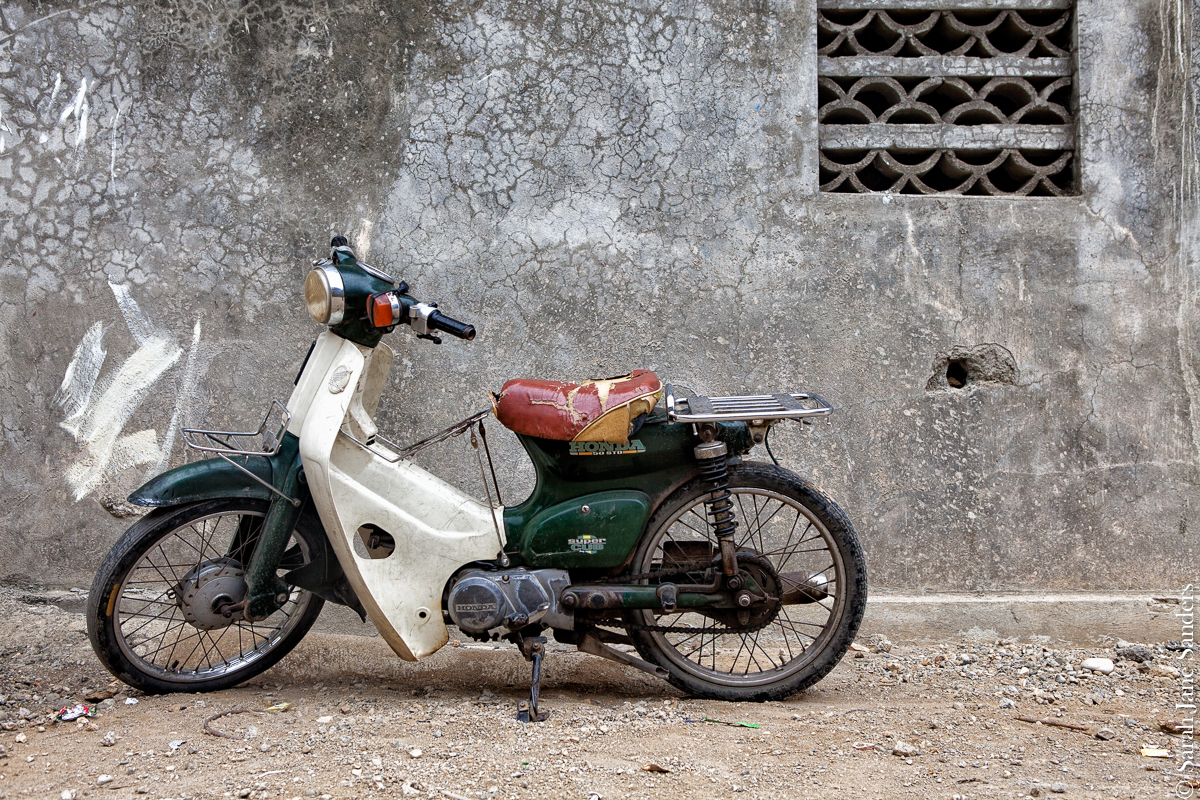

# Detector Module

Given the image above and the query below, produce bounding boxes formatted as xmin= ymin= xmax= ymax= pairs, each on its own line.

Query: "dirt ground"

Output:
xmin=0 ymin=588 xmax=1195 ymax=800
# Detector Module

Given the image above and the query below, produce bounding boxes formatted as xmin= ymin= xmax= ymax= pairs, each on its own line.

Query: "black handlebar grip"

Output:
xmin=428 ymin=310 xmax=476 ymax=341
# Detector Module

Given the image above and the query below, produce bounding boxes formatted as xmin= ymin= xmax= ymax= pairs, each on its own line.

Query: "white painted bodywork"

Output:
xmin=287 ymin=332 xmax=505 ymax=660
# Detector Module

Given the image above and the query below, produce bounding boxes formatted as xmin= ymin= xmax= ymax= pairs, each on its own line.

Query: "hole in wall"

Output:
xmin=927 ymin=344 xmax=1018 ymax=392
xmin=946 ymin=360 xmax=969 ymax=388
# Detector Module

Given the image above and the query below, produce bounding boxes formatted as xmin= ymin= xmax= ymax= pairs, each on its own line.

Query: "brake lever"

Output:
xmin=417 ymin=333 xmax=443 ymax=345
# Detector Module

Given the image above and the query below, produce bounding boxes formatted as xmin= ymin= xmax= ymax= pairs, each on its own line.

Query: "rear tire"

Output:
xmin=624 ymin=463 xmax=867 ymax=701
xmin=87 ymin=498 xmax=324 ymax=694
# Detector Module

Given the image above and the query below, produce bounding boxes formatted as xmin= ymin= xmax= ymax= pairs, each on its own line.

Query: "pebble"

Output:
xmin=891 ymin=741 xmax=919 ymax=757
xmin=1115 ymin=644 xmax=1153 ymax=663
xmin=61 ymin=791 xmax=77 ymax=800
xmin=1050 ymin=782 xmax=1067 ymax=793
xmin=408 ymin=748 xmax=423 ymax=758
xmin=1148 ymin=663 xmax=1180 ymax=679
xmin=96 ymin=775 xmax=113 ymax=786
xmin=1080 ymin=658 xmax=1114 ymax=674
xmin=101 ymin=731 xmax=116 ymax=746
xmin=1095 ymin=727 xmax=1116 ymax=740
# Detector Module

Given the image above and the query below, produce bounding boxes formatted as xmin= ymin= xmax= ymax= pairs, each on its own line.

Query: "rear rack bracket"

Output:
xmin=664 ymin=384 xmax=833 ymax=424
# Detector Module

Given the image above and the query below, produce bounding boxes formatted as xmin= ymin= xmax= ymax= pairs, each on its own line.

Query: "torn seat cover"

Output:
xmin=492 ymin=370 xmax=663 ymax=443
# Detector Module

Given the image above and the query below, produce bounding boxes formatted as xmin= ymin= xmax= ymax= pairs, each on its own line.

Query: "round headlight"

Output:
xmin=305 ymin=266 xmax=345 ymax=325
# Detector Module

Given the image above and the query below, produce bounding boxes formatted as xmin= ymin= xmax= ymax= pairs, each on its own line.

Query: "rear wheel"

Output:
xmin=624 ymin=463 xmax=867 ymax=701
xmin=87 ymin=498 xmax=324 ymax=694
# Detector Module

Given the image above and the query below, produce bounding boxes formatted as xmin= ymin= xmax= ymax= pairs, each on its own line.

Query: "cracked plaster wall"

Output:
xmin=0 ymin=0 xmax=1196 ymax=593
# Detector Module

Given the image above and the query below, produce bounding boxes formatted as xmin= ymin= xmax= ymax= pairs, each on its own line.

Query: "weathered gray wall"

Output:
xmin=1 ymin=0 xmax=1196 ymax=591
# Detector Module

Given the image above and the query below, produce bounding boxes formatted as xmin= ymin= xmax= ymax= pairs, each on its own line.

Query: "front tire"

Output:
xmin=625 ymin=463 xmax=867 ymax=701
xmin=87 ymin=498 xmax=324 ymax=694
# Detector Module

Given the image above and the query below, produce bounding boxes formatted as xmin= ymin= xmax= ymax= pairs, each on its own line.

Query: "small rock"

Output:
xmin=1148 ymin=663 xmax=1181 ymax=679
xmin=259 ymin=742 xmax=271 ymax=753
xmin=999 ymin=699 xmax=1016 ymax=709
xmin=61 ymin=791 xmax=77 ymax=800
xmin=891 ymin=741 xmax=920 ymax=757
xmin=101 ymin=731 xmax=117 ymax=747
xmin=408 ymin=748 xmax=423 ymax=758
xmin=1080 ymin=658 xmax=1114 ymax=674
xmin=316 ymin=716 xmax=333 ymax=724
xmin=1161 ymin=720 xmax=1189 ymax=735
xmin=238 ymin=789 xmax=252 ymax=799
xmin=96 ymin=775 xmax=114 ymax=786
xmin=1030 ymin=787 xmax=1043 ymax=797
xmin=871 ymin=636 xmax=893 ymax=653
xmin=124 ymin=698 xmax=138 ymax=705
xmin=1115 ymin=644 xmax=1153 ymax=663
xmin=400 ymin=781 xmax=421 ymax=797
xmin=1095 ymin=727 xmax=1116 ymax=740
xmin=1050 ymin=782 xmax=1067 ymax=793
xmin=13 ymin=733 xmax=25 ymax=743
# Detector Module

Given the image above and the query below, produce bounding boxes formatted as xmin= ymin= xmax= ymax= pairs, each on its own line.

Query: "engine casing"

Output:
xmin=446 ymin=568 xmax=571 ymax=637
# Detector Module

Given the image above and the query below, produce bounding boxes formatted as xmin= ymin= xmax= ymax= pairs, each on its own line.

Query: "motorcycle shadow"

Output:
xmin=262 ymin=628 xmax=677 ymax=702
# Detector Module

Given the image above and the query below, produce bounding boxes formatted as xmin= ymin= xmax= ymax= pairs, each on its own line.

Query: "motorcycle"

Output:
xmin=86 ymin=237 xmax=867 ymax=721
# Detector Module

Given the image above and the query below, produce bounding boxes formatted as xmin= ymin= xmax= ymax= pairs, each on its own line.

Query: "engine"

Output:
xmin=446 ymin=568 xmax=572 ymax=639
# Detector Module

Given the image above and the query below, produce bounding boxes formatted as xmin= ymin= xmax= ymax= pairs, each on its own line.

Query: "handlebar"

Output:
xmin=428 ymin=310 xmax=476 ymax=341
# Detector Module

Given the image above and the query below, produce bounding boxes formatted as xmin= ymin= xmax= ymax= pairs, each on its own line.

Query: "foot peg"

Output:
xmin=516 ymin=635 xmax=549 ymax=723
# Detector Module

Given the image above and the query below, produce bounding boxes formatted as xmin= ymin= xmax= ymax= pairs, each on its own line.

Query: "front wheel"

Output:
xmin=87 ymin=498 xmax=325 ymax=694
xmin=624 ymin=463 xmax=867 ymax=701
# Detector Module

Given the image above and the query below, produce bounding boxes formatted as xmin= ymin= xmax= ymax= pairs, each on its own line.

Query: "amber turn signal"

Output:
xmin=369 ymin=291 xmax=402 ymax=329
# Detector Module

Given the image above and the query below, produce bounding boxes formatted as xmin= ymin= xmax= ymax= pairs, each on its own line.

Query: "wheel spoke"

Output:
xmin=635 ymin=472 xmax=862 ymax=694
xmin=104 ymin=505 xmax=317 ymax=686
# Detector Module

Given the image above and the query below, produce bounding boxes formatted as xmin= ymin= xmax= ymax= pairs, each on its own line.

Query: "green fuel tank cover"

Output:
xmin=519 ymin=489 xmax=651 ymax=569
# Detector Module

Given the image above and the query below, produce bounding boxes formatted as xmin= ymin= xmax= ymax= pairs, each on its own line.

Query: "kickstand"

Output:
xmin=516 ymin=635 xmax=549 ymax=723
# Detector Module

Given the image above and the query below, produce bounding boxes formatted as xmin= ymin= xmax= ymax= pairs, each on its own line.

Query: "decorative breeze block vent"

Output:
xmin=818 ymin=0 xmax=1076 ymax=196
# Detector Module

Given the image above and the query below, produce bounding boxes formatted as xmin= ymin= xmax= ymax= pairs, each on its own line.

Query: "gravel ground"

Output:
xmin=0 ymin=588 xmax=1195 ymax=800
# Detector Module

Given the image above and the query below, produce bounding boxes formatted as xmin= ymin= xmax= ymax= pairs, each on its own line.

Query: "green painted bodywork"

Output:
xmin=325 ymin=248 xmax=398 ymax=349
xmin=503 ymin=410 xmax=756 ymax=574
xmin=518 ymin=490 xmax=651 ymax=569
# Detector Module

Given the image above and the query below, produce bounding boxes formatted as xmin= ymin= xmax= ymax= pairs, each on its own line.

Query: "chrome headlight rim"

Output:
xmin=305 ymin=265 xmax=345 ymax=325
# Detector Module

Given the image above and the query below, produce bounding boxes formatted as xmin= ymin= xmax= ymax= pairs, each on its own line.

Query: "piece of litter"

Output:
xmin=124 ymin=698 xmax=139 ymax=705
xmin=55 ymin=703 xmax=93 ymax=722
xmin=168 ymin=740 xmax=185 ymax=750
xmin=1141 ymin=748 xmax=1171 ymax=758
xmin=264 ymin=702 xmax=290 ymax=712
xmin=690 ymin=717 xmax=759 ymax=729
xmin=642 ymin=763 xmax=671 ymax=773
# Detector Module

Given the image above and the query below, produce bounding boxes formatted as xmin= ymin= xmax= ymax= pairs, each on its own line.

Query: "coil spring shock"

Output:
xmin=695 ymin=440 xmax=737 ymax=541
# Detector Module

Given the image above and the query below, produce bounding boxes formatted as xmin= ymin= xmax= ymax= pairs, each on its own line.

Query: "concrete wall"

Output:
xmin=0 ymin=0 xmax=1196 ymax=592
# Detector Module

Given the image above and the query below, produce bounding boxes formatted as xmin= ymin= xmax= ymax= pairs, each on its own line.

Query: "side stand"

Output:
xmin=516 ymin=635 xmax=549 ymax=723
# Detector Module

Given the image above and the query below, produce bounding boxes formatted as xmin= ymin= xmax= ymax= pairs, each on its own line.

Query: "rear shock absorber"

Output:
xmin=694 ymin=438 xmax=741 ymax=585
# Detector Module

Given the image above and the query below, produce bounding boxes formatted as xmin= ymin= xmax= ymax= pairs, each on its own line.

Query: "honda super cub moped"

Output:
xmin=87 ymin=237 xmax=867 ymax=720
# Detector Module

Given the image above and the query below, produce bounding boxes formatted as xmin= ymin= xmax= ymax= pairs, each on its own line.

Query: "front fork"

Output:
xmin=225 ymin=434 xmax=309 ymax=622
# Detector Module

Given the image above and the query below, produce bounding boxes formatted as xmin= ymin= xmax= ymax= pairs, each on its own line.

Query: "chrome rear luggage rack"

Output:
xmin=665 ymin=384 xmax=833 ymax=423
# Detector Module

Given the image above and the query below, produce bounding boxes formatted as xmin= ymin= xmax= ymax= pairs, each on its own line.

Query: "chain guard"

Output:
xmin=605 ymin=553 xmax=783 ymax=636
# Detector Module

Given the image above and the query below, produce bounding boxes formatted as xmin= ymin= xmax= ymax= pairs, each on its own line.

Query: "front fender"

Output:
xmin=129 ymin=452 xmax=279 ymax=508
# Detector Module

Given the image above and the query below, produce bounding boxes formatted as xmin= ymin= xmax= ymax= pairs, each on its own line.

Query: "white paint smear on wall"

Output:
xmin=55 ymin=321 xmax=107 ymax=437
xmin=144 ymin=320 xmax=212 ymax=481
xmin=109 ymin=281 xmax=155 ymax=346
xmin=59 ymin=283 xmax=187 ymax=500
xmin=63 ymin=335 xmax=182 ymax=500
